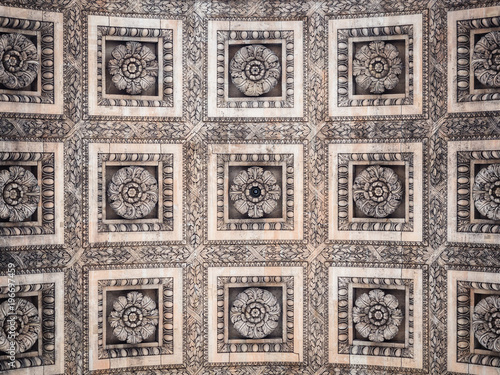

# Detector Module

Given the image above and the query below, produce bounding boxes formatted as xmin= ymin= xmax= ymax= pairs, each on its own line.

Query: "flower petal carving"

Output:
xmin=230 ymin=44 xmax=281 ymax=97
xmin=0 ymin=166 xmax=40 ymax=222
xmin=472 ymin=295 xmax=500 ymax=352
xmin=230 ymin=287 xmax=281 ymax=339
xmin=108 ymin=41 xmax=158 ymax=95
xmin=0 ymin=298 xmax=40 ymax=354
xmin=108 ymin=291 xmax=159 ymax=344
xmin=352 ymin=41 xmax=403 ymax=94
xmin=352 ymin=289 xmax=403 ymax=343
xmin=0 ymin=33 xmax=39 ymax=90
xmin=229 ymin=166 xmax=281 ymax=218
xmin=472 ymin=31 xmax=500 ymax=88
xmin=107 ymin=166 xmax=158 ymax=220
xmin=353 ymin=165 xmax=403 ymax=218
xmin=473 ymin=163 xmax=500 ymax=221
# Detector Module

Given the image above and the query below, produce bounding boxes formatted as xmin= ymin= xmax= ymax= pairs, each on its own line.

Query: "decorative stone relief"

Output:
xmin=207 ymin=143 xmax=305 ymax=242
xmin=0 ymin=33 xmax=39 ymax=90
xmin=329 ymin=12 xmax=426 ymax=118
xmin=448 ymin=140 xmax=500 ymax=244
xmin=448 ymin=5 xmax=500 ymax=113
xmin=0 ymin=298 xmax=40 ymax=354
xmin=473 ymin=295 xmax=500 ymax=352
xmin=329 ymin=265 xmax=426 ymax=370
xmin=0 ymin=6 xmax=63 ymax=116
xmin=0 ymin=166 xmax=40 ymax=222
xmin=207 ymin=264 xmax=305 ymax=364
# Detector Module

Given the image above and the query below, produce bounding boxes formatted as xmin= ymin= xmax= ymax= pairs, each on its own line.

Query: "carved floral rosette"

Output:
xmin=352 ymin=289 xmax=403 ymax=343
xmin=108 ymin=291 xmax=160 ymax=344
xmin=107 ymin=166 xmax=159 ymax=220
xmin=353 ymin=165 xmax=404 ymax=218
xmin=108 ymin=41 xmax=159 ymax=95
xmin=230 ymin=44 xmax=281 ymax=97
xmin=352 ymin=41 xmax=403 ymax=94
xmin=0 ymin=33 xmax=39 ymax=90
xmin=472 ymin=163 xmax=500 ymax=221
xmin=472 ymin=295 xmax=500 ymax=352
xmin=0 ymin=166 xmax=40 ymax=222
xmin=229 ymin=166 xmax=281 ymax=219
xmin=472 ymin=31 xmax=500 ymax=88
xmin=0 ymin=298 xmax=40 ymax=354
xmin=230 ymin=287 xmax=281 ymax=339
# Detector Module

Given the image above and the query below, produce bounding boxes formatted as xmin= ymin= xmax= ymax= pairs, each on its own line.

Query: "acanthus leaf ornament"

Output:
xmin=108 ymin=41 xmax=159 ymax=95
xmin=230 ymin=287 xmax=280 ymax=339
xmin=0 ymin=33 xmax=39 ymax=90
xmin=0 ymin=166 xmax=40 ymax=222
xmin=352 ymin=41 xmax=403 ymax=94
xmin=108 ymin=291 xmax=159 ymax=344
xmin=353 ymin=165 xmax=403 ymax=218
xmin=472 ymin=163 xmax=500 ymax=221
xmin=472 ymin=31 xmax=500 ymax=88
xmin=230 ymin=44 xmax=281 ymax=97
xmin=0 ymin=298 xmax=40 ymax=354
xmin=352 ymin=289 xmax=403 ymax=343
xmin=107 ymin=166 xmax=158 ymax=220
xmin=472 ymin=295 xmax=500 ymax=352
xmin=229 ymin=166 xmax=281 ymax=218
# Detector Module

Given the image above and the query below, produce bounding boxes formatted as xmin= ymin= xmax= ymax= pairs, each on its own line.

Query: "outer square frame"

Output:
xmin=327 ymin=140 xmax=425 ymax=244
xmin=447 ymin=268 xmax=500 ymax=374
xmin=205 ymin=263 xmax=306 ymax=365
xmin=0 ymin=141 xmax=64 ymax=248
xmin=0 ymin=271 xmax=65 ymax=375
xmin=0 ymin=6 xmax=64 ymax=117
xmin=328 ymin=264 xmax=427 ymax=371
xmin=206 ymin=19 xmax=306 ymax=121
xmin=84 ymin=140 xmax=184 ymax=246
xmin=85 ymin=265 xmax=184 ymax=372
xmin=85 ymin=14 xmax=183 ymax=120
xmin=447 ymin=5 xmax=500 ymax=114
xmin=328 ymin=12 xmax=427 ymax=120
xmin=447 ymin=139 xmax=499 ymax=244
xmin=206 ymin=142 xmax=306 ymax=243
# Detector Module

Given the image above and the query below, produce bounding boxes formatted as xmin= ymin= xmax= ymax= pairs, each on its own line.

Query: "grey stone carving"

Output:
xmin=472 ymin=295 xmax=500 ymax=352
xmin=353 ymin=165 xmax=403 ymax=218
xmin=108 ymin=166 xmax=158 ymax=220
xmin=230 ymin=44 xmax=281 ymax=96
xmin=230 ymin=287 xmax=280 ymax=339
xmin=472 ymin=31 xmax=500 ymax=88
xmin=0 ymin=33 xmax=39 ymax=89
xmin=352 ymin=289 xmax=403 ymax=343
xmin=0 ymin=166 xmax=40 ymax=222
xmin=108 ymin=41 xmax=159 ymax=95
xmin=0 ymin=298 xmax=40 ymax=354
xmin=229 ymin=166 xmax=281 ymax=218
xmin=353 ymin=41 xmax=403 ymax=94
xmin=108 ymin=291 xmax=160 ymax=344
xmin=473 ymin=163 xmax=500 ymax=221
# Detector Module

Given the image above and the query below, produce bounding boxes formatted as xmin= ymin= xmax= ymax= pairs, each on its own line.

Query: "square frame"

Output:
xmin=328 ymin=12 xmax=426 ymax=119
xmin=86 ymin=15 xmax=182 ymax=119
xmin=328 ymin=140 xmax=425 ymax=243
xmin=447 ymin=6 xmax=500 ymax=114
xmin=206 ymin=142 xmax=305 ymax=243
xmin=206 ymin=264 xmax=305 ymax=365
xmin=0 ymin=141 xmax=64 ymax=248
xmin=207 ymin=19 xmax=305 ymax=121
xmin=0 ymin=271 xmax=64 ymax=375
xmin=447 ymin=139 xmax=500 ymax=244
xmin=447 ymin=269 xmax=500 ymax=374
xmin=85 ymin=141 xmax=184 ymax=246
xmin=0 ymin=6 xmax=64 ymax=116
xmin=328 ymin=265 xmax=426 ymax=371
xmin=86 ymin=266 xmax=184 ymax=371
